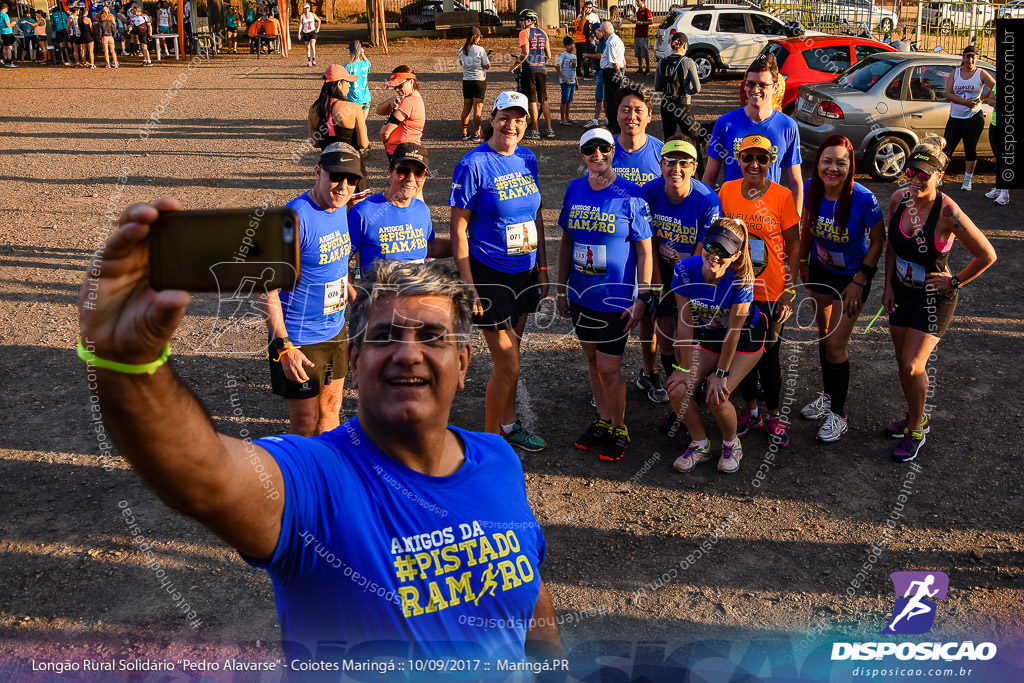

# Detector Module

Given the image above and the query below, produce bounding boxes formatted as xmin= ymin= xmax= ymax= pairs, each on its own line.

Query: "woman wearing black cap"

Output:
xmin=666 ymin=217 xmax=766 ymax=475
xmin=942 ymin=45 xmax=994 ymax=191
xmin=882 ymin=134 xmax=997 ymax=462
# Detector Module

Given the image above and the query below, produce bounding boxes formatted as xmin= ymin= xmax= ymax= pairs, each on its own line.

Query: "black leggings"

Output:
xmin=740 ymin=300 xmax=784 ymax=411
xmin=989 ymin=120 xmax=1001 ymax=156
xmin=942 ymin=111 xmax=986 ymax=163
xmin=661 ymin=99 xmax=707 ymax=178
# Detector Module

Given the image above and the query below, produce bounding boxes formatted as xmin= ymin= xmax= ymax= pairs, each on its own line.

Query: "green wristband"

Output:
xmin=672 ymin=364 xmax=691 ymax=373
xmin=77 ymin=338 xmax=171 ymax=375
xmin=556 ymin=293 xmax=568 ymax=297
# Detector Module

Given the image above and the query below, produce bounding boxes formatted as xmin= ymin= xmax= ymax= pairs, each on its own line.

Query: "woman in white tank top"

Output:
xmin=298 ymin=3 xmax=321 ymax=67
xmin=942 ymin=45 xmax=995 ymax=191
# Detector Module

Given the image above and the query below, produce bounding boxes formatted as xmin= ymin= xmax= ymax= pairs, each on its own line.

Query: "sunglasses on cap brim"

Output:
xmin=703 ymin=242 xmax=734 ymax=259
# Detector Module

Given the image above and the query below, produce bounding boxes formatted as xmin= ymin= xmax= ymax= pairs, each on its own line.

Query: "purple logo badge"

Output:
xmin=882 ymin=571 xmax=949 ymax=635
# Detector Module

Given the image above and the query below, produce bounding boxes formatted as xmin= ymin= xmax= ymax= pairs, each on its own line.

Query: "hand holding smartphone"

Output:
xmin=148 ymin=207 xmax=301 ymax=293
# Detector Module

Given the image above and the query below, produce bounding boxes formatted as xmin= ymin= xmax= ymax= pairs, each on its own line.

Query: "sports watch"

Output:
xmin=949 ymin=275 xmax=961 ymax=290
xmin=714 ymin=367 xmax=730 ymax=379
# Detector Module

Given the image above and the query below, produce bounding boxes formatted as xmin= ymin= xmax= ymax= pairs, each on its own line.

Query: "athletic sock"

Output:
xmin=823 ymin=360 xmax=851 ymax=415
xmin=661 ymin=353 xmax=676 ymax=377
xmin=501 ymin=423 xmax=516 ymax=435
xmin=693 ymin=438 xmax=709 ymax=449
xmin=723 ymin=438 xmax=739 ymax=448
xmin=817 ymin=343 xmax=828 ymax=386
xmin=963 ymin=172 xmax=973 ymax=184
xmin=748 ymin=407 xmax=759 ymax=418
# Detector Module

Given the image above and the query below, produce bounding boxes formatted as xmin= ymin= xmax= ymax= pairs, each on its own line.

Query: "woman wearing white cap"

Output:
xmin=449 ymin=91 xmax=550 ymax=452
xmin=298 ymin=3 xmax=321 ymax=67
xmin=557 ymin=127 xmax=653 ymax=463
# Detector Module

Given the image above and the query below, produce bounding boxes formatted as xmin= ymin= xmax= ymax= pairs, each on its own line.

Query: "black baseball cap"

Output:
xmin=390 ymin=142 xmax=430 ymax=172
xmin=705 ymin=221 xmax=745 ymax=256
xmin=319 ymin=142 xmax=364 ymax=178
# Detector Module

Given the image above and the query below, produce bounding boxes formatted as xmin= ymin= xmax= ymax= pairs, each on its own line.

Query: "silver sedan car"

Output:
xmin=794 ymin=52 xmax=994 ymax=181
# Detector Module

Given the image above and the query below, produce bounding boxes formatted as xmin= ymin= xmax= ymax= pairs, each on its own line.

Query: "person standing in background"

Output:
xmin=633 ymin=0 xmax=653 ymax=76
xmin=556 ymin=37 xmax=577 ymax=126
xmin=458 ymin=27 xmax=490 ymax=141
xmin=297 ymin=3 xmax=321 ymax=68
xmin=599 ymin=21 xmax=625 ymax=134
xmin=346 ymin=41 xmax=373 ymax=125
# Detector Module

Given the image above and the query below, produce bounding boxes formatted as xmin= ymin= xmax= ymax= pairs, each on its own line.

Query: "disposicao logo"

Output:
xmin=831 ymin=570 xmax=997 ymax=662
xmin=882 ymin=571 xmax=948 ymax=635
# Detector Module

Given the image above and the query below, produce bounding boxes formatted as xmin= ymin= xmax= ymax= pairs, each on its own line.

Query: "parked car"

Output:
xmin=1000 ymin=0 xmax=1024 ymax=18
xmin=653 ymin=3 xmax=823 ymax=80
xmin=740 ymin=35 xmax=897 ymax=114
xmin=813 ymin=0 xmax=899 ymax=34
xmin=397 ymin=0 xmax=500 ymax=30
xmin=793 ymin=52 xmax=994 ymax=181
xmin=923 ymin=0 xmax=996 ymax=35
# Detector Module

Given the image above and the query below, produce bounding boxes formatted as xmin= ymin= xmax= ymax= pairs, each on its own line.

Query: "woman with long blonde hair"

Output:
xmin=665 ymin=217 xmax=766 ymax=475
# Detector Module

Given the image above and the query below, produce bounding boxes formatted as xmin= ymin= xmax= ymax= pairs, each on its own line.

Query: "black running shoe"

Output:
xmin=574 ymin=418 xmax=611 ymax=450
xmin=598 ymin=425 xmax=630 ymax=461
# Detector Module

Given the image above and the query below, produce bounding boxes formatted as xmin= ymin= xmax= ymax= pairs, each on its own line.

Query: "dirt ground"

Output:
xmin=0 ymin=34 xmax=1022 ymax=682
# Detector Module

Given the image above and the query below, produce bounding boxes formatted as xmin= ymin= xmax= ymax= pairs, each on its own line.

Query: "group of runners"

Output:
xmin=251 ymin=38 xmax=998 ymax=472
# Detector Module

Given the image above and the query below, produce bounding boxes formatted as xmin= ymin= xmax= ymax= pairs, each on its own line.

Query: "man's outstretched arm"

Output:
xmin=79 ymin=199 xmax=284 ymax=559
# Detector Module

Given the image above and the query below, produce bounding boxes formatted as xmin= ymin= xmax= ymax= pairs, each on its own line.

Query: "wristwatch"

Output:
xmin=949 ymin=275 xmax=961 ymax=290
xmin=714 ymin=367 xmax=730 ymax=379
xmin=638 ymin=290 xmax=654 ymax=311
xmin=269 ymin=336 xmax=292 ymax=360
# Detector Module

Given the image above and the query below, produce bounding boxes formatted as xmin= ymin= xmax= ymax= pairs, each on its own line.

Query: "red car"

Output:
xmin=740 ymin=36 xmax=897 ymax=114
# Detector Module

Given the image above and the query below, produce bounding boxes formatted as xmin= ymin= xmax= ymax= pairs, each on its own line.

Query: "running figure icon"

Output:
xmin=882 ymin=571 xmax=949 ymax=634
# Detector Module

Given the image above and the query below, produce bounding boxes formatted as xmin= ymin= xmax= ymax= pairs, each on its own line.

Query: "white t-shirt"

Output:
xmin=157 ymin=7 xmax=170 ymax=27
xmin=601 ymin=32 xmax=625 ymax=69
xmin=300 ymin=12 xmax=316 ymax=32
xmin=556 ymin=51 xmax=577 ymax=84
xmin=458 ymin=44 xmax=490 ymax=81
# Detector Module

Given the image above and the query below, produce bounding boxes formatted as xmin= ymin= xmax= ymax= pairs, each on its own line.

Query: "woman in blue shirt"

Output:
xmin=666 ymin=218 xmax=766 ymax=475
xmin=450 ymin=91 xmax=550 ymax=452
xmin=798 ymin=134 xmax=886 ymax=444
xmin=557 ymin=127 xmax=653 ymax=463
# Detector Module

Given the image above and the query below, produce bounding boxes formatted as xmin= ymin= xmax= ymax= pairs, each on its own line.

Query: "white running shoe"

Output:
xmin=817 ymin=411 xmax=848 ymax=442
xmin=584 ymin=118 xmax=599 ymax=128
xmin=985 ymin=187 xmax=999 ymax=199
xmin=996 ymin=190 xmax=1010 ymax=206
xmin=961 ymin=179 xmax=973 ymax=191
xmin=801 ymin=392 xmax=831 ymax=420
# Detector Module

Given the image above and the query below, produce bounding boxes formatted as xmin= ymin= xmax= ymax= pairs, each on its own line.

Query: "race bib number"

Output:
xmin=749 ymin=238 xmax=768 ymax=276
xmin=894 ymin=255 xmax=925 ymax=289
xmin=815 ymin=243 xmax=848 ymax=271
xmin=323 ymin=277 xmax=346 ymax=316
xmin=659 ymin=241 xmax=683 ymax=266
xmin=573 ymin=243 xmax=607 ymax=275
xmin=505 ymin=220 xmax=538 ymax=256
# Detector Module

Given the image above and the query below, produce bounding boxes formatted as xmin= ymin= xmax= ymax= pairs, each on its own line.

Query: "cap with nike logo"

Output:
xmin=319 ymin=142 xmax=364 ymax=178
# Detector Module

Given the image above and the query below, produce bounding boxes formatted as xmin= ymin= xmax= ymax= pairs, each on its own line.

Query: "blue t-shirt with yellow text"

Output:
xmin=249 ymin=418 xmax=545 ymax=664
xmin=671 ymin=255 xmax=756 ymax=335
xmin=349 ymin=193 xmax=434 ymax=270
xmin=805 ymin=180 xmax=883 ymax=275
xmin=613 ymin=134 xmax=663 ymax=187
xmin=642 ymin=177 xmax=720 ymax=268
xmin=449 ymin=144 xmax=542 ymax=274
xmin=558 ymin=176 xmax=652 ymax=312
xmin=280 ymin=192 xmax=351 ymax=345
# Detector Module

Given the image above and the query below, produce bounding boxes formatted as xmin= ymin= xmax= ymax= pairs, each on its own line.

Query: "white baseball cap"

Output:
xmin=493 ymin=91 xmax=529 ymax=115
xmin=579 ymin=127 xmax=615 ymax=148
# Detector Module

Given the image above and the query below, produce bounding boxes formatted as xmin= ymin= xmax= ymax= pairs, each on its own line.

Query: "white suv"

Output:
xmin=653 ymin=3 xmax=818 ymax=81
xmin=923 ymin=1 xmax=997 ymax=35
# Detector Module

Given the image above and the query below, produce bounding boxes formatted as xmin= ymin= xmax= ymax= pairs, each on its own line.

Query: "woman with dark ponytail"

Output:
xmin=666 ymin=217 xmax=766 ymax=475
xmin=458 ymin=27 xmax=490 ymax=141
xmin=798 ymin=134 xmax=886 ymax=443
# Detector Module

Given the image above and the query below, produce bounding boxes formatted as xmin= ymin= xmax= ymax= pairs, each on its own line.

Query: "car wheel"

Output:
xmin=939 ymin=18 xmax=953 ymax=35
xmin=879 ymin=17 xmax=893 ymax=33
xmin=866 ymin=135 xmax=910 ymax=182
xmin=690 ymin=51 xmax=716 ymax=82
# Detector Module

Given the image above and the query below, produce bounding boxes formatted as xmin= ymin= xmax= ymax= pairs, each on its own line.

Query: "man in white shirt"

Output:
xmin=599 ymin=20 xmax=626 ymax=134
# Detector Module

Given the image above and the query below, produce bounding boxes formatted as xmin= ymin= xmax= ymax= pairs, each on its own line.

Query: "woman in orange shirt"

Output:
xmin=718 ymin=134 xmax=800 ymax=446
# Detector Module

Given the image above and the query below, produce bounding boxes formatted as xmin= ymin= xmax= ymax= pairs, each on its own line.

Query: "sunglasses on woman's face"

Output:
xmin=662 ymin=157 xmax=695 ymax=167
xmin=739 ymin=152 xmax=771 ymax=165
xmin=703 ymin=242 xmax=732 ymax=259
xmin=904 ymin=167 xmax=934 ymax=181
xmin=393 ymin=164 xmax=427 ymax=178
xmin=581 ymin=143 xmax=613 ymax=156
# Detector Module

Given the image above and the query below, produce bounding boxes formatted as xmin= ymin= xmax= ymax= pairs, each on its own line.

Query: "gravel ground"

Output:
xmin=0 ymin=33 xmax=1022 ymax=681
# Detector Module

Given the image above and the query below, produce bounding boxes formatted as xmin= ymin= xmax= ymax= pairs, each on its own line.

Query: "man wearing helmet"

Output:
xmin=514 ymin=8 xmax=555 ymax=139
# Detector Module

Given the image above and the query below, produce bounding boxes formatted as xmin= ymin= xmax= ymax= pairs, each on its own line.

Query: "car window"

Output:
xmin=750 ymin=13 xmax=783 ymax=35
xmin=855 ymin=45 xmax=887 ymax=61
xmin=659 ymin=10 xmax=681 ymax=29
xmin=836 ymin=56 xmax=900 ymax=92
xmin=766 ymin=41 xmax=789 ymax=69
xmin=690 ymin=13 xmax=711 ymax=31
xmin=884 ymin=69 xmax=905 ymax=99
xmin=716 ymin=12 xmax=750 ymax=33
xmin=803 ymin=45 xmax=851 ymax=73
xmin=908 ymin=65 xmax=951 ymax=101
